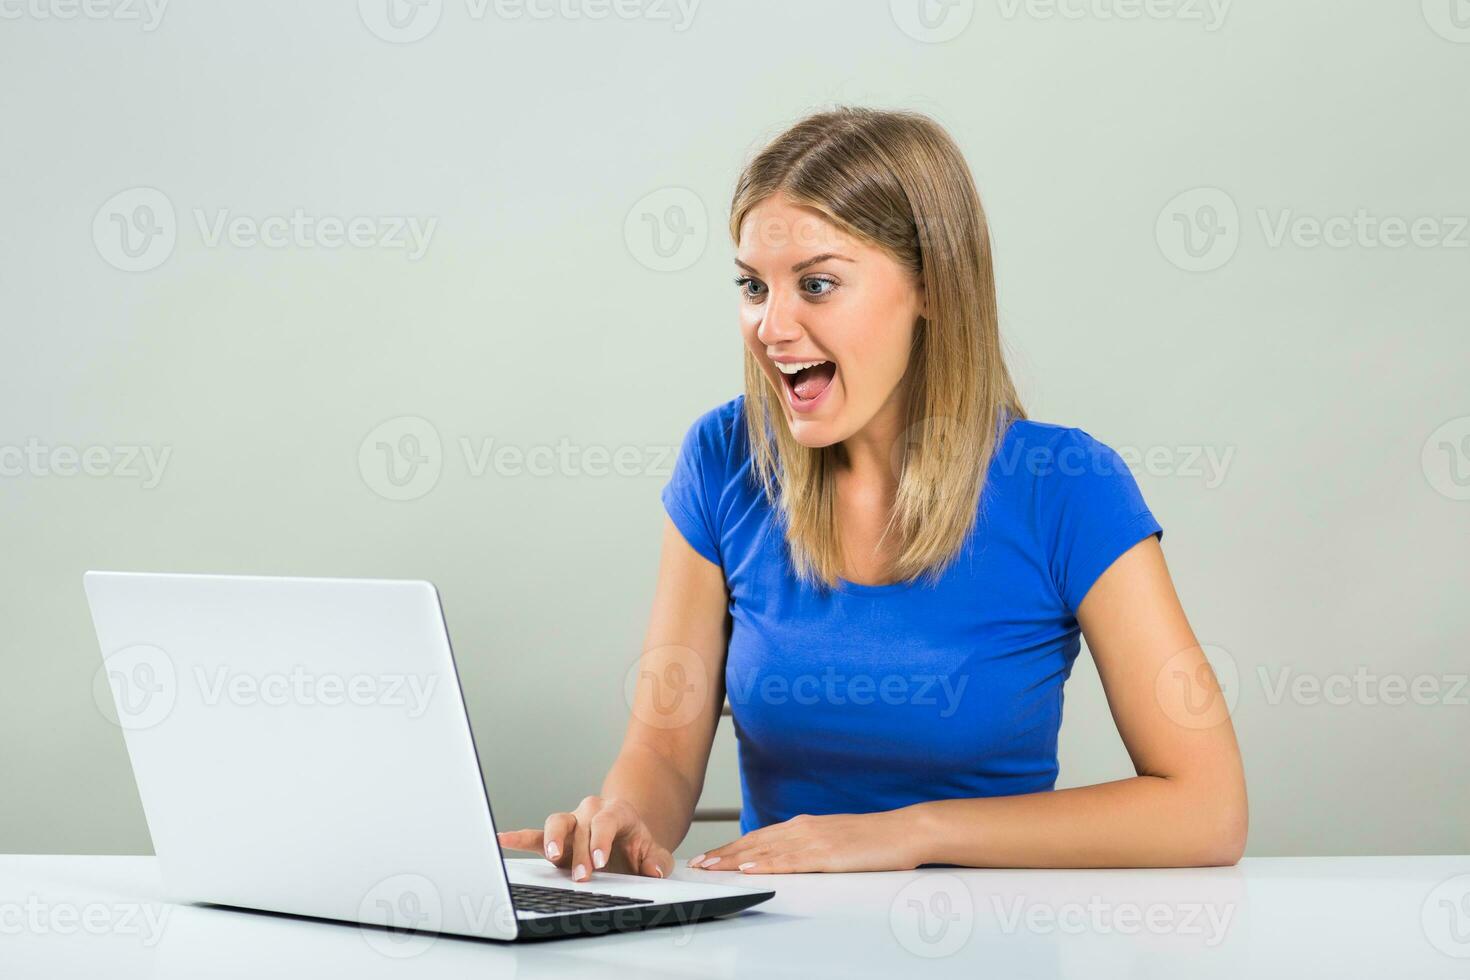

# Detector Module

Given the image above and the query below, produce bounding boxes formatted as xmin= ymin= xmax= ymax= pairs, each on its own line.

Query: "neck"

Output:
xmin=836 ymin=380 xmax=910 ymax=494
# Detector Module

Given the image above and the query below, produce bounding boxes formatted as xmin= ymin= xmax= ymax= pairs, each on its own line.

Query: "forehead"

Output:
xmin=736 ymin=195 xmax=861 ymax=260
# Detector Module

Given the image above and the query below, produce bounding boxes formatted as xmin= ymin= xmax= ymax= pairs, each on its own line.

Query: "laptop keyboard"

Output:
xmin=511 ymin=882 xmax=655 ymax=915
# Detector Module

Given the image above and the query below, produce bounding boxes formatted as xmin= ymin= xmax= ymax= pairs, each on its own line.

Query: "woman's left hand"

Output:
xmin=688 ymin=809 xmax=922 ymax=874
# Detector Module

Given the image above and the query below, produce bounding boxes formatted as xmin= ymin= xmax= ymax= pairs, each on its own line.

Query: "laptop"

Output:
xmin=83 ymin=571 xmax=773 ymax=941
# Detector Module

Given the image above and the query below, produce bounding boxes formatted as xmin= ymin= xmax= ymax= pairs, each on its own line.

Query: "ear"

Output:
xmin=916 ymin=279 xmax=928 ymax=320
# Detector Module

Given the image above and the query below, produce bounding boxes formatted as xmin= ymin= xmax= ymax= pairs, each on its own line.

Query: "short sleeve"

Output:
xmin=659 ymin=406 xmax=729 ymax=569
xmin=1039 ymin=429 xmax=1163 ymax=613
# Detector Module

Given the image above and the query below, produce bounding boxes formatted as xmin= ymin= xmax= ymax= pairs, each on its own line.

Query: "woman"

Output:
xmin=499 ymin=107 xmax=1247 ymax=880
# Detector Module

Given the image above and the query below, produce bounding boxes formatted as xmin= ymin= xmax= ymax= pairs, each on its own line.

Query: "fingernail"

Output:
xmin=593 ymin=849 xmax=606 ymax=869
xmin=738 ymin=862 xmax=756 ymax=871
xmin=546 ymin=842 xmax=560 ymax=860
xmin=688 ymin=853 xmax=706 ymax=867
xmin=699 ymin=856 xmax=721 ymax=868
xmin=654 ymin=865 xmax=665 ymax=878
xmin=574 ymin=864 xmax=587 ymax=881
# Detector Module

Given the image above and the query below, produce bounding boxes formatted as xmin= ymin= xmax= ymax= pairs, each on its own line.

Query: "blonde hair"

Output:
xmin=730 ymin=107 xmax=1024 ymax=588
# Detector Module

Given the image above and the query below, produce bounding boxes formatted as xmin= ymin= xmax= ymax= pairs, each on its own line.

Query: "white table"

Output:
xmin=4 ymin=854 xmax=1469 ymax=978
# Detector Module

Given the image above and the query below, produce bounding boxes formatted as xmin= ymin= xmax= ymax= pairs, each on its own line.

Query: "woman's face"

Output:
xmin=735 ymin=193 xmax=925 ymax=450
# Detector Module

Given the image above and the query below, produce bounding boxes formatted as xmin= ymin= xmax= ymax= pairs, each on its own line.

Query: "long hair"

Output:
xmin=731 ymin=107 xmax=1024 ymax=588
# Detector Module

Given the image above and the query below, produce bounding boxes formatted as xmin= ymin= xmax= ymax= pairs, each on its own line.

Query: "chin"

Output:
xmin=784 ymin=414 xmax=847 ymax=449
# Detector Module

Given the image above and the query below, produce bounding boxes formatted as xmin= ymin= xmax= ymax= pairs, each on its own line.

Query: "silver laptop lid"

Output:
xmin=83 ymin=571 xmax=519 ymax=941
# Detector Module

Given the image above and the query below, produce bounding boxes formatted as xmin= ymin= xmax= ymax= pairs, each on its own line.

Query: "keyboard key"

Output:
xmin=510 ymin=883 xmax=654 ymax=915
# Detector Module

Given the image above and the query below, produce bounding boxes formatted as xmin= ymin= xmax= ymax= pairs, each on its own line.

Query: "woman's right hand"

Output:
xmin=497 ymin=795 xmax=674 ymax=882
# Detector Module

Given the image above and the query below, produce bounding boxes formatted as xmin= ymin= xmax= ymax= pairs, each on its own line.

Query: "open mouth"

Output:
xmin=775 ymin=359 xmax=837 ymax=408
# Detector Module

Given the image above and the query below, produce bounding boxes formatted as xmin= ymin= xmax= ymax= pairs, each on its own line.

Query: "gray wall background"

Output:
xmin=1 ymin=0 xmax=1466 ymax=859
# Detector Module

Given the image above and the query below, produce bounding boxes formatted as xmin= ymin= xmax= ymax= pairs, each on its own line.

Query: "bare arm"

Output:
xmin=906 ymin=535 xmax=1248 ymax=867
xmin=600 ymin=517 xmax=731 ymax=851
xmin=498 ymin=517 xmax=730 ymax=878
xmin=694 ymin=536 xmax=1248 ymax=873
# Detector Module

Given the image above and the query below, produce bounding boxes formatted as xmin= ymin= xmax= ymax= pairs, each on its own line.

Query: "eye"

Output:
xmin=800 ymin=276 xmax=838 ymax=298
xmin=734 ymin=276 xmax=767 ymax=302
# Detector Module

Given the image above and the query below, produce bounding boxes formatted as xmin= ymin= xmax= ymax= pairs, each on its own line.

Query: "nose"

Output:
xmin=755 ymin=288 xmax=801 ymax=348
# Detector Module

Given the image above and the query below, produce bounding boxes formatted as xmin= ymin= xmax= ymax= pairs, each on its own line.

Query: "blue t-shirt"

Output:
xmin=660 ymin=395 xmax=1162 ymax=834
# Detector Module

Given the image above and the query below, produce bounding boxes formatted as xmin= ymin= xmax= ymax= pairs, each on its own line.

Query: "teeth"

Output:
xmin=774 ymin=360 xmax=828 ymax=375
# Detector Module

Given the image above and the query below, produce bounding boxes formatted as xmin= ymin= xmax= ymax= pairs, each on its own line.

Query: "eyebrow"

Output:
xmin=734 ymin=252 xmax=855 ymax=275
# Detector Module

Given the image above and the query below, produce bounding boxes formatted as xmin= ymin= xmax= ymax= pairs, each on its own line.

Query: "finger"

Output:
xmin=738 ymin=850 xmax=816 ymax=874
xmin=639 ymin=841 xmax=675 ymax=879
xmin=542 ymin=812 xmax=576 ymax=866
xmin=496 ymin=829 xmax=545 ymax=854
xmin=689 ymin=827 xmax=779 ymax=868
xmin=615 ymin=819 xmax=673 ymax=879
xmin=697 ymin=842 xmax=772 ymax=871
xmin=687 ymin=835 xmax=742 ymax=869
xmin=688 ymin=817 xmax=794 ymax=866
xmin=570 ymin=798 xmax=598 ymax=881
xmin=587 ymin=803 xmax=633 ymax=872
